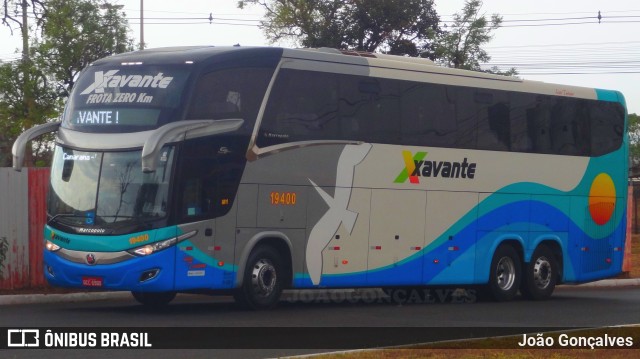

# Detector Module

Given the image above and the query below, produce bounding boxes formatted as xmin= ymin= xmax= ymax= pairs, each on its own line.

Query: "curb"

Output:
xmin=574 ymin=278 xmax=640 ymax=287
xmin=0 ymin=291 xmax=131 ymax=306
xmin=1 ymin=279 xmax=639 ymax=306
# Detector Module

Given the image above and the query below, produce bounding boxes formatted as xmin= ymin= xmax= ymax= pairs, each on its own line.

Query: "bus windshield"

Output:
xmin=48 ymin=145 xmax=174 ymax=228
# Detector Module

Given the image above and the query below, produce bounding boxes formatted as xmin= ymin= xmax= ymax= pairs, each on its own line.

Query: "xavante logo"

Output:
xmin=80 ymin=70 xmax=174 ymax=95
xmin=394 ymin=151 xmax=427 ymax=184
xmin=394 ymin=150 xmax=478 ymax=184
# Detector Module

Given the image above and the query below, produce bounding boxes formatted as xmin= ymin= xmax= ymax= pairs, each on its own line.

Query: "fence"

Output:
xmin=0 ymin=168 xmax=49 ymax=290
xmin=631 ymin=182 xmax=640 ymax=234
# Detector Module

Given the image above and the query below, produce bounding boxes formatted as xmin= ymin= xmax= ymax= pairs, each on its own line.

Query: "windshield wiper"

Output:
xmin=48 ymin=213 xmax=82 ymax=224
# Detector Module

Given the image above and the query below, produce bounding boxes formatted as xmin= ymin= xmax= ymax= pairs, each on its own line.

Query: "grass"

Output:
xmin=316 ymin=349 xmax=636 ymax=359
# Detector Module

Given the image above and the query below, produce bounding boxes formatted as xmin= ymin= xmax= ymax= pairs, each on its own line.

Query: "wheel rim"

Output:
xmin=251 ymin=259 xmax=277 ymax=298
xmin=496 ymin=256 xmax=516 ymax=291
xmin=533 ymin=256 xmax=552 ymax=289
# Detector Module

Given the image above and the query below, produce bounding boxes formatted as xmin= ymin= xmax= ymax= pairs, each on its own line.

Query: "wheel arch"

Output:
xmin=529 ymin=237 xmax=564 ymax=283
xmin=479 ymin=235 xmax=525 ymax=284
xmin=235 ymin=231 xmax=293 ymax=288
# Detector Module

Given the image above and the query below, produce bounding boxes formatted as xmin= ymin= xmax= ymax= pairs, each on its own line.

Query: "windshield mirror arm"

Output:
xmin=12 ymin=121 xmax=62 ymax=172
xmin=141 ymin=119 xmax=244 ymax=173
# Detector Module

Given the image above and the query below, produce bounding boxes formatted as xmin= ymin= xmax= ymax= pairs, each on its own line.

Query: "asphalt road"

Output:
xmin=1 ymin=286 xmax=640 ymax=358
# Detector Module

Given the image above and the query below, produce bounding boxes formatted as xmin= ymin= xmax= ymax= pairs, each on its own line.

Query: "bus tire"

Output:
xmin=485 ymin=244 xmax=521 ymax=302
xmin=520 ymin=245 xmax=557 ymax=300
xmin=234 ymin=245 xmax=284 ymax=310
xmin=131 ymin=291 xmax=176 ymax=307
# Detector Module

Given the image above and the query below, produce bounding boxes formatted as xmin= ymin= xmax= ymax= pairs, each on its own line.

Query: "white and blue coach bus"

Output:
xmin=13 ymin=46 xmax=627 ymax=308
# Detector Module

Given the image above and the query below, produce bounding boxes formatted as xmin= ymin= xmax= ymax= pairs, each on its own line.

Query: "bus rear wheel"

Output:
xmin=131 ymin=291 xmax=176 ymax=307
xmin=484 ymin=244 xmax=521 ymax=302
xmin=234 ymin=245 xmax=284 ymax=310
xmin=520 ymin=245 xmax=557 ymax=300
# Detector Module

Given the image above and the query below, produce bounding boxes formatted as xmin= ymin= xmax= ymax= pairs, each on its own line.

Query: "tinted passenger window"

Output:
xmin=340 ymin=77 xmax=400 ymax=143
xmin=401 ymin=83 xmax=456 ymax=147
xmin=590 ymin=101 xmax=624 ymax=156
xmin=259 ymin=69 xmax=624 ymax=157
xmin=259 ymin=70 xmax=340 ymax=147
xmin=187 ymin=67 xmax=274 ymax=134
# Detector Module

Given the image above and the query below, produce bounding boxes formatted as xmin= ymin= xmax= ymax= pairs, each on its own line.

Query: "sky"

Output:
xmin=1 ymin=0 xmax=639 ymax=114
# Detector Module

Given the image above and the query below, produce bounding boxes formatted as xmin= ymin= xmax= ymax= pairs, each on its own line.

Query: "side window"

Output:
xmin=187 ymin=67 xmax=274 ymax=134
xmin=260 ymin=70 xmax=402 ymax=146
xmin=258 ymin=70 xmax=340 ymax=147
xmin=454 ymin=87 xmax=479 ymax=149
xmin=477 ymin=90 xmax=510 ymax=151
xmin=176 ymin=136 xmax=244 ymax=222
xmin=400 ymin=82 xmax=456 ymax=147
xmin=339 ymin=76 xmax=400 ymax=144
xmin=590 ymin=101 xmax=624 ymax=157
xmin=259 ymin=69 xmax=625 ymax=157
xmin=510 ymin=93 xmax=534 ymax=152
xmin=549 ymin=99 xmax=588 ymax=156
xmin=527 ymin=96 xmax=554 ymax=154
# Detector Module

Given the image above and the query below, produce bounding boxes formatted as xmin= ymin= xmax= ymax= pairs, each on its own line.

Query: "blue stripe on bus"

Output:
xmin=294 ymin=198 xmax=624 ymax=288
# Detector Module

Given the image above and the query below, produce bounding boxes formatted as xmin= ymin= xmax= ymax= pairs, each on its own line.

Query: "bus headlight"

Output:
xmin=128 ymin=237 xmax=177 ymax=256
xmin=45 ymin=240 xmax=61 ymax=252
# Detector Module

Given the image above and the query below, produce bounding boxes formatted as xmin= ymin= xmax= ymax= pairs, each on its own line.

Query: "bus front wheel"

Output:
xmin=520 ymin=245 xmax=557 ymax=300
xmin=234 ymin=245 xmax=284 ymax=310
xmin=131 ymin=291 xmax=176 ymax=307
xmin=485 ymin=245 xmax=521 ymax=301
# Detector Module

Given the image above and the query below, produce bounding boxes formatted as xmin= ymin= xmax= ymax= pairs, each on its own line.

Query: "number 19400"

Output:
xmin=270 ymin=192 xmax=297 ymax=206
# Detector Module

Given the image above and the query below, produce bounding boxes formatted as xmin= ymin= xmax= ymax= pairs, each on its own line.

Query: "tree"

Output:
xmin=0 ymin=0 xmax=133 ymax=167
xmin=1 ymin=0 xmax=49 ymax=166
xmin=434 ymin=0 xmax=502 ymax=71
xmin=238 ymin=0 xmax=441 ymax=57
xmin=0 ymin=58 xmax=60 ymax=167
xmin=35 ymin=0 xmax=133 ymax=98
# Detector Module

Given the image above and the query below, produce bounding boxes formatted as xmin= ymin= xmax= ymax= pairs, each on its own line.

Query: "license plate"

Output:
xmin=82 ymin=276 xmax=103 ymax=287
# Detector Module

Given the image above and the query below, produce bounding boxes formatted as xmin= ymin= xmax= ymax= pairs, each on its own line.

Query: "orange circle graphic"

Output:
xmin=588 ymin=173 xmax=616 ymax=225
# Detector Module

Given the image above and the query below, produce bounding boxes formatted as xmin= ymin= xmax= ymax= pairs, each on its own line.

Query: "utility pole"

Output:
xmin=21 ymin=0 xmax=33 ymax=167
xmin=139 ymin=0 xmax=144 ymax=49
xmin=21 ymin=0 xmax=28 ymax=61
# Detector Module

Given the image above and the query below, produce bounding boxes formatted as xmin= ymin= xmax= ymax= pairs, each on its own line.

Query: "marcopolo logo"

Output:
xmin=394 ymin=150 xmax=477 ymax=184
xmin=80 ymin=70 xmax=174 ymax=95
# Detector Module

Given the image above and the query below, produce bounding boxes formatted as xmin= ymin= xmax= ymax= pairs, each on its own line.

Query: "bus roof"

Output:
xmin=89 ymin=46 xmax=623 ymax=104
xmin=91 ymin=46 xmax=283 ymax=66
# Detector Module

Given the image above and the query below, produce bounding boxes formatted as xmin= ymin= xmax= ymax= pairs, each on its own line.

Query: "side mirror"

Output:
xmin=12 ymin=122 xmax=62 ymax=171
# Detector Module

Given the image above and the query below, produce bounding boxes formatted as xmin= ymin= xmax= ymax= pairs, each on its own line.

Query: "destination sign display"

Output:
xmin=63 ymin=65 xmax=190 ymax=132
xmin=71 ymin=109 xmax=160 ymax=127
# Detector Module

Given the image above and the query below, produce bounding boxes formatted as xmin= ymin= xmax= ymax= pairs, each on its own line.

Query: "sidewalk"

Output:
xmin=1 ymin=278 xmax=639 ymax=306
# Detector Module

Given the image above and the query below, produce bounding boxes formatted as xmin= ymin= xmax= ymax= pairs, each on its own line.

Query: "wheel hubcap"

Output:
xmin=251 ymin=259 xmax=277 ymax=298
xmin=496 ymin=257 xmax=516 ymax=291
xmin=533 ymin=256 xmax=552 ymax=289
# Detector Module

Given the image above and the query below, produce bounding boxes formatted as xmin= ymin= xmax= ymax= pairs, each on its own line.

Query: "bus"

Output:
xmin=13 ymin=46 xmax=628 ymax=309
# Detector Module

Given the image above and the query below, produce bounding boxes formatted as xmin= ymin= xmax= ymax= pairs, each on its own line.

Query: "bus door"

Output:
xmin=173 ymin=136 xmax=244 ymax=290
